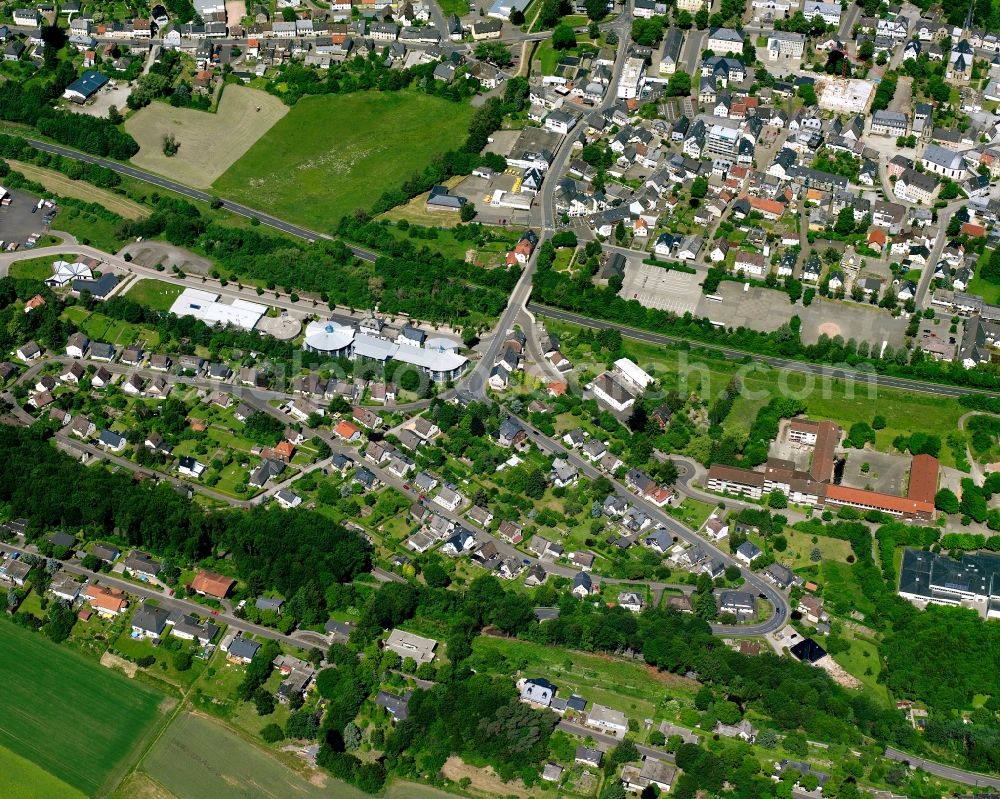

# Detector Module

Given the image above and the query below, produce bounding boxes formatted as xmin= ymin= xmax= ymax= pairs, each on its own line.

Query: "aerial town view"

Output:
xmin=2 ymin=0 xmax=1000 ymax=795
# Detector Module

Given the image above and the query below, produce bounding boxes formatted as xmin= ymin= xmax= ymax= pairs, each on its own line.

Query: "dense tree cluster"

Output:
xmin=0 ymin=79 xmax=138 ymax=159
xmin=0 ymin=428 xmax=371 ymax=612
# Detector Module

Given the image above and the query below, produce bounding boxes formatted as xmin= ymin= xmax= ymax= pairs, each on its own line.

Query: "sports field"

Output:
xmin=143 ymin=713 xmax=453 ymax=799
xmin=125 ymin=85 xmax=288 ymax=188
xmin=212 ymin=91 xmax=474 ymax=231
xmin=5 ymin=159 xmax=149 ymax=219
xmin=0 ymin=622 xmax=165 ymax=797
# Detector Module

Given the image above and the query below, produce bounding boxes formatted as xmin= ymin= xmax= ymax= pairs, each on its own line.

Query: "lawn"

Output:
xmin=0 ymin=744 xmax=87 ymax=799
xmin=0 ymin=621 xmax=165 ymax=797
xmin=779 ymin=528 xmax=853 ymax=570
xmin=471 ymin=635 xmax=698 ymax=722
xmin=436 ymin=0 xmax=469 ymax=14
xmin=142 ymin=712 xmax=454 ymax=799
xmin=126 ymin=278 xmax=184 ymax=312
xmin=9 ymin=253 xmax=75 ymax=281
xmin=968 ymin=254 xmax=1000 ymax=305
xmin=212 ymin=91 xmax=475 ymax=231
xmin=126 ymin=85 xmax=288 ymax=189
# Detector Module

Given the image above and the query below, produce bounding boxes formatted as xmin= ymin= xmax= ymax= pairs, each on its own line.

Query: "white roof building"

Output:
xmin=46 ymin=260 xmax=92 ymax=287
xmin=613 ymin=358 xmax=653 ymax=390
xmin=169 ymin=288 xmax=267 ymax=331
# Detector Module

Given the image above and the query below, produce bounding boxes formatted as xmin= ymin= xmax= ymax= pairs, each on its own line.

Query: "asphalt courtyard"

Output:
xmin=694 ymin=283 xmax=909 ymax=347
xmin=620 ymin=261 xmax=702 ymax=314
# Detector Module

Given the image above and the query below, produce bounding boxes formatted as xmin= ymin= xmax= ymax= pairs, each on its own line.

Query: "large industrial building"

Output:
xmin=168 ymin=288 xmax=267 ymax=331
xmin=899 ymin=549 xmax=1000 ymax=618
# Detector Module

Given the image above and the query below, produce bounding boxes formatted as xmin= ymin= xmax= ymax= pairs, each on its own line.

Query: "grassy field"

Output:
xmin=968 ymin=251 xmax=1000 ymax=305
xmin=213 ymin=91 xmax=474 ymax=231
xmin=5 ymin=159 xmax=149 ymax=220
xmin=379 ymin=175 xmax=466 ymax=228
xmin=779 ymin=528 xmax=853 ymax=569
xmin=126 ymin=85 xmax=288 ymax=188
xmin=126 ymin=278 xmax=184 ymax=311
xmin=50 ymin=203 xmax=126 ymax=252
xmin=66 ymin=308 xmax=161 ymax=348
xmin=436 ymin=0 xmax=469 ymax=13
xmin=142 ymin=713 xmax=453 ymax=799
xmin=471 ymin=635 xmax=698 ymax=720
xmin=9 ymin=253 xmax=76 ymax=281
xmin=0 ymin=743 xmax=88 ymax=799
xmin=541 ymin=316 xmax=970 ymax=467
xmin=0 ymin=621 xmax=165 ymax=797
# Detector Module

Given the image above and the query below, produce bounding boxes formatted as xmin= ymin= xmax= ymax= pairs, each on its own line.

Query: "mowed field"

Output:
xmin=126 ymin=278 xmax=184 ymax=311
xmin=0 ymin=622 xmax=165 ymax=797
xmin=212 ymin=91 xmax=474 ymax=231
xmin=4 ymin=160 xmax=149 ymax=220
xmin=125 ymin=85 xmax=288 ymax=188
xmin=0 ymin=742 xmax=87 ymax=799
xmin=143 ymin=713 xmax=453 ymax=799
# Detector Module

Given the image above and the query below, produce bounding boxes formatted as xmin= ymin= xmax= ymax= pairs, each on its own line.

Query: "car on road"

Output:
xmin=210 ymin=609 xmax=219 ymax=615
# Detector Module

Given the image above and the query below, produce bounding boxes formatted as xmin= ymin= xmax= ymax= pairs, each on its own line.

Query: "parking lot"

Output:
xmin=66 ymin=81 xmax=132 ymax=119
xmin=695 ymin=282 xmax=909 ymax=347
xmin=0 ymin=188 xmax=56 ymax=248
xmin=620 ymin=261 xmax=702 ymax=314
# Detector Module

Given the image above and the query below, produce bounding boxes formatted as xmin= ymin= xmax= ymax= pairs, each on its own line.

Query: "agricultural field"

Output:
xmin=0 ymin=742 xmax=87 ymax=799
xmin=126 ymin=85 xmax=288 ymax=188
xmin=126 ymin=278 xmax=185 ymax=311
xmin=141 ymin=712 xmax=452 ymax=799
xmin=213 ymin=91 xmax=474 ymax=231
xmin=5 ymin=159 xmax=149 ymax=219
xmin=0 ymin=621 xmax=165 ymax=797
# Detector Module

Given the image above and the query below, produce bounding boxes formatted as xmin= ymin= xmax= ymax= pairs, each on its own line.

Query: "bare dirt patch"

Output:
xmin=817 ymin=655 xmax=862 ymax=689
xmin=101 ymin=650 xmax=138 ymax=677
xmin=5 ymin=159 xmax=149 ymax=219
xmin=125 ymin=85 xmax=287 ymax=188
xmin=441 ymin=756 xmax=530 ymax=798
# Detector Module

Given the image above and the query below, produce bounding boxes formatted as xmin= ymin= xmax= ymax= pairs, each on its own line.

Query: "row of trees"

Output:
xmin=531 ymin=240 xmax=1000 ymax=390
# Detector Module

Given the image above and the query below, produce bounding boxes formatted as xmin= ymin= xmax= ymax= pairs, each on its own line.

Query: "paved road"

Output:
xmin=0 ymin=540 xmax=321 ymax=651
xmin=513 ymin=415 xmax=788 ymax=636
xmin=884 ymin=747 xmax=1000 ymax=789
xmin=528 ymin=303 xmax=998 ymax=398
xmin=18 ymin=137 xmax=376 ymax=261
xmin=558 ymin=718 xmax=678 ymax=762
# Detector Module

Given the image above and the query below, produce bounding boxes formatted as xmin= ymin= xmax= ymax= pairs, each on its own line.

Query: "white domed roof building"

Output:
xmin=303 ymin=320 xmax=355 ymax=358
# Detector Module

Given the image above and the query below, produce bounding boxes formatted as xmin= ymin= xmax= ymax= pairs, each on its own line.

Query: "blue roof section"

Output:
xmin=66 ymin=70 xmax=109 ymax=98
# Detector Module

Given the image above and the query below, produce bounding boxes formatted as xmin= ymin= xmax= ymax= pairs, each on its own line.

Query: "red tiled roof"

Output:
xmin=335 ymin=420 xmax=360 ymax=439
xmin=825 ymin=484 xmax=934 ymax=516
xmin=907 ymin=453 xmax=939 ymax=504
xmin=191 ymin=570 xmax=235 ymax=598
